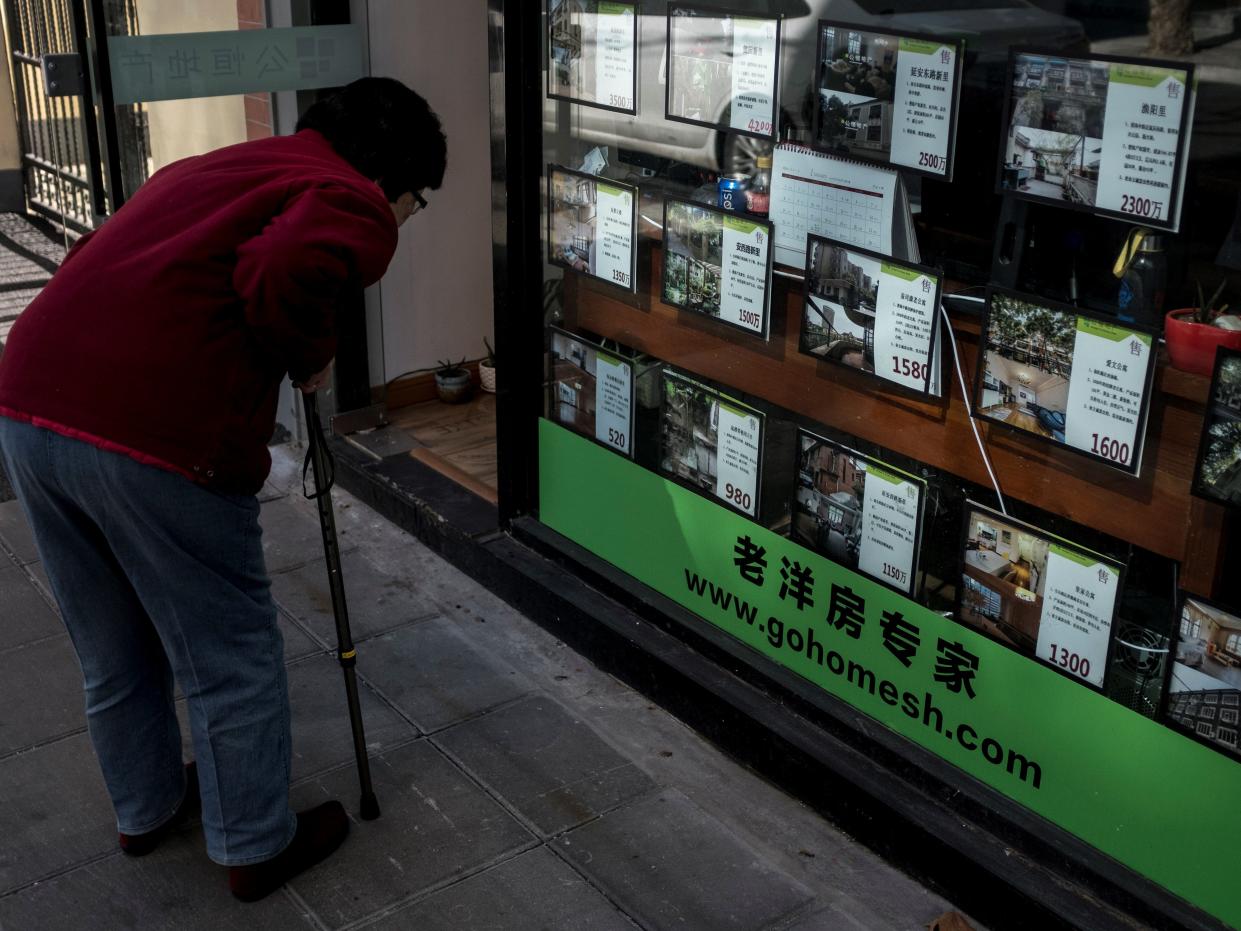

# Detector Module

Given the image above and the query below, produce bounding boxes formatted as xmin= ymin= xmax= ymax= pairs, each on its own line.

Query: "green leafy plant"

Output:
xmin=483 ymin=338 xmax=496 ymax=367
xmin=1194 ymin=280 xmax=1230 ymax=325
xmin=436 ymin=358 xmax=468 ymax=377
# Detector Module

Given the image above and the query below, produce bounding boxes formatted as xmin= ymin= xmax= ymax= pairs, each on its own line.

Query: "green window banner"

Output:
xmin=538 ymin=419 xmax=1240 ymax=927
xmin=108 ymin=25 xmax=365 ymax=104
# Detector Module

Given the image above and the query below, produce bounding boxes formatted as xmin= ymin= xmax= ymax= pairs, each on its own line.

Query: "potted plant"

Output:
xmin=479 ymin=338 xmax=497 ymax=393
xmin=434 ymin=358 xmax=473 ymax=404
xmin=1165 ymin=280 xmax=1241 ymax=377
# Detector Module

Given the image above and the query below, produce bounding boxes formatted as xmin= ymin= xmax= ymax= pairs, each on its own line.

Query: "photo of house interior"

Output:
xmin=813 ymin=26 xmax=897 ymax=162
xmin=959 ymin=508 xmax=1050 ymax=652
xmin=660 ymin=373 xmax=721 ymax=494
xmin=1001 ymin=54 xmax=1108 ymax=206
xmin=800 ymin=239 xmax=880 ymax=372
xmin=549 ymin=330 xmax=598 ymax=440
xmin=663 ymin=201 xmax=724 ymax=319
xmin=792 ymin=432 xmax=867 ymax=570
xmin=1195 ymin=352 xmax=1241 ymax=506
xmin=978 ymin=294 xmax=1074 ymax=443
xmin=550 ymin=169 xmax=598 ymax=276
xmin=668 ymin=10 xmax=735 ymax=126
xmin=1167 ymin=597 xmax=1241 ymax=759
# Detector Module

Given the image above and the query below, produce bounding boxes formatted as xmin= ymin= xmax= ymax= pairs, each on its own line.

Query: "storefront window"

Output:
xmin=524 ymin=0 xmax=1241 ymax=924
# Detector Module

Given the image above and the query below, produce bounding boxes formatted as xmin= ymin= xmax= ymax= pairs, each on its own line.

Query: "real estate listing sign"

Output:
xmin=813 ymin=22 xmax=963 ymax=179
xmin=549 ymin=327 xmax=635 ymax=457
xmin=973 ymin=288 xmax=1156 ymax=474
xmin=547 ymin=0 xmax=639 ymax=114
xmin=659 ymin=369 xmax=763 ymax=517
xmin=1192 ymin=347 xmax=1241 ymax=509
xmin=539 ymin=420 xmax=1241 ymax=929
xmin=800 ymin=235 xmax=941 ymax=395
xmin=662 ymin=198 xmax=774 ymax=338
xmin=548 ymin=166 xmax=638 ymax=293
xmin=666 ymin=5 xmax=781 ymax=139
xmin=955 ymin=503 xmax=1122 ymax=689
xmin=1166 ymin=595 xmax=1241 ymax=762
xmin=997 ymin=49 xmax=1193 ymax=230
xmin=792 ymin=430 xmax=925 ymax=595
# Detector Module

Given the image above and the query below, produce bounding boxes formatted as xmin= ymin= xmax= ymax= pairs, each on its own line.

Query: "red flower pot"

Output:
xmin=1163 ymin=309 xmax=1241 ymax=377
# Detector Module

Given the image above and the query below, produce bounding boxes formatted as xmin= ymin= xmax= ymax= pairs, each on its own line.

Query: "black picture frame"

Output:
xmin=546 ymin=0 xmax=640 ymax=116
xmin=660 ymin=196 xmax=775 ymax=340
xmin=798 ymin=232 xmax=943 ymax=397
xmin=664 ymin=3 xmax=781 ymax=141
xmin=952 ymin=500 xmax=1124 ymax=693
xmin=972 ymin=286 xmax=1158 ymax=476
xmin=993 ymin=48 xmax=1195 ymax=232
xmin=547 ymin=325 xmax=638 ymax=460
xmin=1161 ymin=591 xmax=1241 ymax=764
xmin=790 ymin=427 xmax=926 ymax=596
xmin=1191 ymin=346 xmax=1241 ymax=509
xmin=809 ymin=19 xmax=964 ymax=182
xmin=657 ymin=366 xmax=765 ymax=519
xmin=547 ymin=164 xmax=639 ymax=294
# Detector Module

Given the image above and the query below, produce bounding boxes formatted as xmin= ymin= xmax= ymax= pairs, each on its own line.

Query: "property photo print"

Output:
xmin=812 ymin=25 xmax=897 ymax=163
xmin=792 ymin=433 xmax=869 ymax=570
xmin=1000 ymin=53 xmax=1108 ymax=207
xmin=800 ymin=239 xmax=881 ymax=373
xmin=666 ymin=7 xmax=777 ymax=133
xmin=977 ymin=293 xmax=1075 ymax=444
xmin=663 ymin=200 xmax=724 ymax=319
xmin=548 ymin=0 xmax=636 ymax=111
xmin=959 ymin=508 xmax=1051 ymax=654
xmin=1167 ymin=597 xmax=1241 ymax=760
xmin=550 ymin=169 xmax=600 ymax=274
xmin=1194 ymin=349 xmax=1241 ymax=507
xmin=660 ymin=372 xmax=723 ymax=495
xmin=549 ymin=330 xmax=599 ymax=439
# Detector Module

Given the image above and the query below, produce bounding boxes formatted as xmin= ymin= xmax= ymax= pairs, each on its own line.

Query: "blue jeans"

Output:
xmin=0 ymin=417 xmax=297 ymax=865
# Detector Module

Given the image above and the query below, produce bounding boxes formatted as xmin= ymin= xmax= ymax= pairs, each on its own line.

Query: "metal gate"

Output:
xmin=3 ymin=0 xmax=149 ymax=231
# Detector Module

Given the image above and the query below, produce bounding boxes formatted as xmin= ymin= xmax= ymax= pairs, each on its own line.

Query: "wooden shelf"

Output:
xmin=564 ymin=244 xmax=1227 ymax=596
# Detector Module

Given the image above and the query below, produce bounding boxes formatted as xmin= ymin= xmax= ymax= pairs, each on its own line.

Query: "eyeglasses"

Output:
xmin=411 ymin=191 xmax=428 ymax=216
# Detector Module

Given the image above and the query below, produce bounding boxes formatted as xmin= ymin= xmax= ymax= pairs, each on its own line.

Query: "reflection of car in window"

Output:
xmin=545 ymin=0 xmax=1088 ymax=176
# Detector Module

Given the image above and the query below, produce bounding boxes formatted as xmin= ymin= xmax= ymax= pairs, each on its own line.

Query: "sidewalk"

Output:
xmin=0 ymin=444 xmax=979 ymax=930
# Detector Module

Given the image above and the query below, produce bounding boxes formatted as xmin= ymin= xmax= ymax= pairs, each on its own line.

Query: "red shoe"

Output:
xmin=229 ymin=801 xmax=349 ymax=902
xmin=118 ymin=761 xmax=200 ymax=857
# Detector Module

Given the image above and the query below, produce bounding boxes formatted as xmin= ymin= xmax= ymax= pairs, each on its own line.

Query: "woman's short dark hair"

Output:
xmin=296 ymin=77 xmax=447 ymax=201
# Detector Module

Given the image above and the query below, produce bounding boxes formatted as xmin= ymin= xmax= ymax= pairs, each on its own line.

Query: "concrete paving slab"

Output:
xmin=0 ymin=733 xmax=116 ymax=895
xmin=0 ymin=499 xmax=39 ymax=565
xmin=271 ymin=548 xmax=439 ymax=646
xmin=557 ymin=789 xmax=814 ymax=931
xmin=366 ymin=846 xmax=635 ymax=931
xmin=0 ymin=635 xmax=85 ymax=755
xmin=360 ymin=616 xmax=532 ymax=733
xmin=437 ymin=694 xmax=655 ymax=837
xmin=260 ymin=496 xmax=353 ymax=575
xmin=0 ymin=564 xmax=62 ymax=647
xmin=285 ymin=654 xmax=418 ymax=781
xmin=277 ymin=613 xmax=321 ymax=663
xmin=287 ymin=740 xmax=534 ymax=929
xmin=0 ymin=833 xmax=313 ymax=930
xmin=24 ymin=560 xmax=55 ymax=607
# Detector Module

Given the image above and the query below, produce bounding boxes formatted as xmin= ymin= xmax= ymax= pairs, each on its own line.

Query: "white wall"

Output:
xmin=365 ymin=0 xmax=494 ymax=386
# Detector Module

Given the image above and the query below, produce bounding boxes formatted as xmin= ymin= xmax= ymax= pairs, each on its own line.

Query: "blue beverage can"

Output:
xmin=718 ymin=174 xmax=748 ymax=212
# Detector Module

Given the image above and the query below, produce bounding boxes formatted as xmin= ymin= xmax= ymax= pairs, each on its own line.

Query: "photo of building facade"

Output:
xmin=1168 ymin=598 xmax=1241 ymax=759
xmin=801 ymin=239 xmax=879 ymax=372
xmin=792 ymin=433 xmax=867 ymax=570
xmin=549 ymin=0 xmax=597 ymax=102
xmin=667 ymin=10 xmax=734 ymax=126
xmin=663 ymin=200 xmax=723 ymax=319
xmin=813 ymin=26 xmax=897 ymax=163
xmin=1002 ymin=53 xmax=1109 ymax=206
xmin=660 ymin=372 xmax=721 ymax=493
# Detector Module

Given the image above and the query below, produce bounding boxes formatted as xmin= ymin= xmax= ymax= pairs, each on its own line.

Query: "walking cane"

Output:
xmin=301 ymin=389 xmax=381 ymax=820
